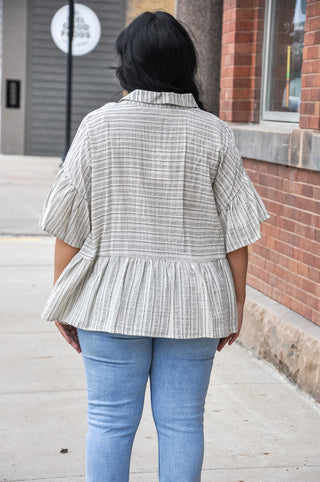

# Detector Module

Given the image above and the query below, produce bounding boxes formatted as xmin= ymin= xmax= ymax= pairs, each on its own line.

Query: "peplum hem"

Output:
xmin=39 ymin=170 xmax=91 ymax=248
xmin=41 ymin=253 xmax=239 ymax=339
xmin=219 ymin=170 xmax=271 ymax=253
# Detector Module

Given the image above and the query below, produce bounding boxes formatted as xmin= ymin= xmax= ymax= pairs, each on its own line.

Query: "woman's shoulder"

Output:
xmin=82 ymin=101 xmax=120 ymax=127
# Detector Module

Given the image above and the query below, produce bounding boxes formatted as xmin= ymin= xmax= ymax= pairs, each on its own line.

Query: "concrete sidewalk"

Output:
xmin=1 ymin=155 xmax=320 ymax=481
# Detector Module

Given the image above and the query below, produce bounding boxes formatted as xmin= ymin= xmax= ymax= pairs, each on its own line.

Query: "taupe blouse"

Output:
xmin=39 ymin=89 xmax=270 ymax=338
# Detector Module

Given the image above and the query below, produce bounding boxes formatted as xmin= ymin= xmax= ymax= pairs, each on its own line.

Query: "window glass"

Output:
xmin=264 ymin=0 xmax=306 ymax=117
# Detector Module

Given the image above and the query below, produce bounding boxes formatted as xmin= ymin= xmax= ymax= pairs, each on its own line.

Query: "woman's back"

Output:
xmin=89 ymin=89 xmax=224 ymax=261
xmin=40 ymin=88 xmax=269 ymax=338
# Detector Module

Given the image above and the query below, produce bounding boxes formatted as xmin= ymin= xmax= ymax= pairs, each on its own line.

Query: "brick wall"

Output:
xmin=300 ymin=0 xmax=320 ymax=129
xmin=220 ymin=0 xmax=265 ymax=122
xmin=244 ymin=159 xmax=320 ymax=326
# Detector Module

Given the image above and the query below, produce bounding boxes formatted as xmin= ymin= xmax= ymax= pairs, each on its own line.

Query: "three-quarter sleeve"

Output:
xmin=213 ymin=124 xmax=270 ymax=253
xmin=39 ymin=117 xmax=92 ymax=248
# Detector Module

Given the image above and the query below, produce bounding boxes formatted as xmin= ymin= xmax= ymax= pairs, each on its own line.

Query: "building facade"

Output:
xmin=1 ymin=0 xmax=319 ymax=398
xmin=176 ymin=0 xmax=320 ymax=400
xmin=0 ymin=0 xmax=175 ymax=156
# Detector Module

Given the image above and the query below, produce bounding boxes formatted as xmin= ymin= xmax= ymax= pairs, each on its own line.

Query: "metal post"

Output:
xmin=62 ymin=0 xmax=74 ymax=162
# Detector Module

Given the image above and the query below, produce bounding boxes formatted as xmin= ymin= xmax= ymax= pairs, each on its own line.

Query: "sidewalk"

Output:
xmin=1 ymin=155 xmax=320 ymax=481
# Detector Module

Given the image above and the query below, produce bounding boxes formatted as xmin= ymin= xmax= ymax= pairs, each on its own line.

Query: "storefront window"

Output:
xmin=262 ymin=0 xmax=306 ymax=122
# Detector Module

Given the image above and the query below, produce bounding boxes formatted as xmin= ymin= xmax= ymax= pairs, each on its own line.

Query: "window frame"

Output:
xmin=261 ymin=0 xmax=301 ymax=123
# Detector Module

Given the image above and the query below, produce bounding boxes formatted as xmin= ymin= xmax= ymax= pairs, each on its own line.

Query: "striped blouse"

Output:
xmin=39 ymin=89 xmax=270 ymax=339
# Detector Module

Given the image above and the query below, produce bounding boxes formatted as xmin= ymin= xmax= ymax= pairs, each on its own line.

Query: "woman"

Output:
xmin=40 ymin=11 xmax=270 ymax=482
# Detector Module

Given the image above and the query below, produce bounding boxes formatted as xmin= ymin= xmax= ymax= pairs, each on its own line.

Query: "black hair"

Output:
xmin=114 ymin=11 xmax=205 ymax=110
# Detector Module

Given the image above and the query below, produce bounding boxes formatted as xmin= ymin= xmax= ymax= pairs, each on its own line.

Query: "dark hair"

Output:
xmin=115 ymin=11 xmax=205 ymax=110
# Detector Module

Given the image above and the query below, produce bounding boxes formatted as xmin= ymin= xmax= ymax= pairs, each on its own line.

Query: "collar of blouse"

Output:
xmin=118 ymin=89 xmax=199 ymax=108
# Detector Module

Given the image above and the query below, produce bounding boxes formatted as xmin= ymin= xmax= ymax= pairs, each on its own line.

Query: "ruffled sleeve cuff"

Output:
xmin=219 ymin=170 xmax=271 ymax=253
xmin=39 ymin=170 xmax=91 ymax=248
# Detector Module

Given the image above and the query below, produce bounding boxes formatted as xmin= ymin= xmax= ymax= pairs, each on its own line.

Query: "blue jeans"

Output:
xmin=77 ymin=329 xmax=219 ymax=482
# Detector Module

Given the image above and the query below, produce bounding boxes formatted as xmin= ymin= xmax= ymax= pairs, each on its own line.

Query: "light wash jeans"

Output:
xmin=77 ymin=329 xmax=220 ymax=482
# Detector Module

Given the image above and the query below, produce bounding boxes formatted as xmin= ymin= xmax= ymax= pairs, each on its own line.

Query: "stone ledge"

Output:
xmin=238 ymin=285 xmax=320 ymax=403
xmin=231 ymin=122 xmax=320 ymax=171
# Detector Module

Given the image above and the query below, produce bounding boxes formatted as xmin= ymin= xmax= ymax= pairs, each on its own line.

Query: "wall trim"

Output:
xmin=231 ymin=122 xmax=320 ymax=172
xmin=240 ymin=285 xmax=320 ymax=403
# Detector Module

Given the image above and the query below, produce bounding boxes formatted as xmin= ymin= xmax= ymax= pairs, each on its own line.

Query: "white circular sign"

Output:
xmin=51 ymin=4 xmax=101 ymax=56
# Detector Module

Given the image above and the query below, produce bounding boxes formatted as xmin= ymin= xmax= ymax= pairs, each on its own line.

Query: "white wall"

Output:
xmin=1 ymin=0 xmax=28 ymax=154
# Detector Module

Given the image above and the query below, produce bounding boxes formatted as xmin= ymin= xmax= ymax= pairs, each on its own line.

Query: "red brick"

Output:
xmin=305 ymin=16 xmax=320 ymax=32
xmin=280 ymin=293 xmax=293 ymax=309
xmin=233 ymin=65 xmax=252 ymax=77
xmin=291 ymin=299 xmax=313 ymax=321
xmin=234 ymin=8 xmax=256 ymax=21
xmin=303 ymin=45 xmax=320 ymax=60
xmin=263 ymin=199 xmax=282 ymax=215
xmin=223 ymin=20 xmax=237 ymax=34
xmin=248 ymin=252 xmax=266 ymax=270
xmin=306 ymin=293 xmax=319 ymax=310
xmin=297 ymin=262 xmax=309 ymax=278
xmin=223 ymin=7 xmax=237 ymax=22
xmin=300 ymin=88 xmax=312 ymax=101
xmin=307 ymin=2 xmax=320 ymax=18
xmin=221 ymin=54 xmax=235 ymax=67
xmin=229 ymin=110 xmax=251 ymax=122
xmin=223 ymin=0 xmax=237 ymax=10
xmin=220 ymin=77 xmax=234 ymax=89
xmin=295 ymin=196 xmax=320 ymax=213
xmin=312 ymin=59 xmax=320 ymax=72
xmin=311 ymin=311 xmax=320 ymax=325
xmin=309 ymin=266 xmax=320 ymax=283
xmin=299 ymin=237 xmax=320 ymax=255
xmin=234 ymin=54 xmax=253 ymax=66
xmin=313 ymin=185 xmax=320 ymax=199
xmin=277 ymin=217 xmax=296 ymax=233
xmin=230 ymin=88 xmax=253 ymax=99
xmin=278 ymin=230 xmax=300 ymax=248
xmin=220 ymin=99 xmax=233 ymax=110
xmin=274 ymin=240 xmax=295 ymax=258
xmin=246 ymin=274 xmax=273 ymax=297
xmin=236 ymin=0 xmax=256 ymax=8
xmin=221 ymin=65 xmax=235 ymax=78
xmin=285 ymin=256 xmax=300 ymax=273
xmin=309 ymin=116 xmax=320 ymax=129
xmin=260 ymin=172 xmax=283 ymax=189
xmin=232 ymin=99 xmax=252 ymax=110
xmin=299 ymin=115 xmax=310 ymax=129
xmin=302 ymin=102 xmax=315 ymax=115
xmin=235 ymin=32 xmax=254 ymax=43
xmin=304 ymin=31 xmax=316 ymax=46
xmin=282 ymin=178 xmax=295 ymax=193
xmin=300 ymin=183 xmax=314 ymax=198
xmin=222 ymin=31 xmax=236 ymax=45
xmin=294 ymin=222 xmax=316 ymax=240
xmin=296 ymin=169 xmax=320 ymax=185
xmin=235 ymin=20 xmax=254 ymax=32
xmin=271 ymin=287 xmax=283 ymax=304
xmin=221 ymin=43 xmax=235 ymax=55
xmin=234 ymin=43 xmax=255 ymax=55
xmin=303 ymin=252 xmax=320 ymax=270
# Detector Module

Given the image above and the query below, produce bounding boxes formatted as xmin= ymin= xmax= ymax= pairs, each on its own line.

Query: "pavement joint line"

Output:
xmin=202 ymin=464 xmax=320 ymax=470
xmin=0 ymin=331 xmax=62 ymax=335
xmin=2 ymin=477 xmax=85 ymax=481
xmin=0 ymin=235 xmax=49 ymax=241
xmin=0 ymin=389 xmax=87 ymax=396
xmin=0 ymin=264 xmax=52 ymax=267
xmin=0 ymin=331 xmax=56 ymax=335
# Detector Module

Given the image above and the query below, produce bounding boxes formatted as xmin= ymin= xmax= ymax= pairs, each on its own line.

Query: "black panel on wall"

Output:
xmin=27 ymin=0 xmax=126 ymax=156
